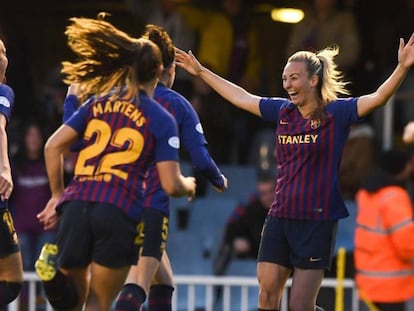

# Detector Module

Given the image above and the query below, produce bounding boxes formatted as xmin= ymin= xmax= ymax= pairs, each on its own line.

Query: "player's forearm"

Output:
xmin=189 ymin=145 xmax=224 ymax=189
xmin=0 ymin=126 xmax=11 ymax=174
xmin=44 ymin=140 xmax=65 ymax=196
xmin=198 ymin=66 xmax=262 ymax=116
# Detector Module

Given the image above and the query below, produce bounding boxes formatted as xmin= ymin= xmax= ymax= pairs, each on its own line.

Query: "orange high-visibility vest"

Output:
xmin=355 ymin=186 xmax=414 ymax=302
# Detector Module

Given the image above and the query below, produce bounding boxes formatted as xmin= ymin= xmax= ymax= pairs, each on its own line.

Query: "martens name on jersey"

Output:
xmin=277 ymin=134 xmax=318 ymax=144
xmin=93 ymin=100 xmax=146 ymax=127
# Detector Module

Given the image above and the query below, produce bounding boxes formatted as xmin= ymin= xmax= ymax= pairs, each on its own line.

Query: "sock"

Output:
xmin=148 ymin=284 xmax=174 ymax=311
xmin=114 ymin=283 xmax=146 ymax=311
xmin=42 ymin=270 xmax=78 ymax=310
xmin=0 ymin=282 xmax=22 ymax=306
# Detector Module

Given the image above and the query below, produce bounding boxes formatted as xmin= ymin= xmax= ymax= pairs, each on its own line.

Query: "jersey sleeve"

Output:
xmin=176 ymin=95 xmax=207 ymax=150
xmin=189 ymin=146 xmax=224 ymax=189
xmin=63 ymin=95 xmax=79 ymax=122
xmin=0 ymin=84 xmax=14 ymax=123
xmin=151 ymin=106 xmax=180 ymax=163
xmin=174 ymin=94 xmax=223 ymax=188
xmin=259 ymin=97 xmax=287 ymax=123
xmin=64 ymin=101 xmax=89 ymax=135
xmin=328 ymin=97 xmax=360 ymax=127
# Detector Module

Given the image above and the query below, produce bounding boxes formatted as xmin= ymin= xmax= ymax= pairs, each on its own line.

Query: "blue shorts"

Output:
xmin=137 ymin=208 xmax=168 ymax=261
xmin=56 ymin=200 xmax=140 ymax=269
xmin=257 ymin=217 xmax=338 ymax=270
xmin=0 ymin=209 xmax=20 ymax=257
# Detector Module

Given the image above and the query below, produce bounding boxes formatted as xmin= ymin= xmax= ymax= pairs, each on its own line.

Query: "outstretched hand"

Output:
xmin=403 ymin=121 xmax=414 ymax=144
xmin=398 ymin=32 xmax=414 ymax=69
xmin=175 ymin=49 xmax=203 ymax=76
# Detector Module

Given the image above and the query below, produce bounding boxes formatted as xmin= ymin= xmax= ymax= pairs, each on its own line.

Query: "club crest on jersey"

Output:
xmin=0 ymin=96 xmax=10 ymax=108
xmin=310 ymin=119 xmax=321 ymax=129
xmin=168 ymin=136 xmax=180 ymax=149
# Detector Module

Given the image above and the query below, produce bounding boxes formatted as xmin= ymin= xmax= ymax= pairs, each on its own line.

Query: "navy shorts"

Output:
xmin=258 ymin=217 xmax=338 ymax=270
xmin=56 ymin=200 xmax=140 ymax=269
xmin=137 ymin=208 xmax=168 ymax=261
xmin=0 ymin=209 xmax=20 ymax=257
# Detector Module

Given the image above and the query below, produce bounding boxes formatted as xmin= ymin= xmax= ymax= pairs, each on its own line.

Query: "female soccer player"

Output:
xmin=0 ymin=37 xmax=23 ymax=307
xmin=35 ymin=17 xmax=195 ymax=311
xmin=175 ymin=32 xmax=414 ymax=311
xmin=114 ymin=24 xmax=227 ymax=311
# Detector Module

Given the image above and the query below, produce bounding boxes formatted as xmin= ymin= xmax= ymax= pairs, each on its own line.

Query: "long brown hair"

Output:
xmin=61 ymin=17 xmax=162 ymax=102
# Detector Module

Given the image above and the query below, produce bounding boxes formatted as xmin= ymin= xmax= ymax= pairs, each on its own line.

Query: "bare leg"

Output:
xmin=86 ymin=262 xmax=130 ymax=311
xmin=60 ymin=267 xmax=90 ymax=311
xmin=135 ymin=256 xmax=161 ymax=293
xmin=0 ymin=252 xmax=23 ymax=306
xmin=289 ymin=268 xmax=324 ymax=311
xmin=0 ymin=252 xmax=23 ymax=282
xmin=153 ymin=252 xmax=174 ymax=286
xmin=257 ymin=261 xmax=291 ymax=309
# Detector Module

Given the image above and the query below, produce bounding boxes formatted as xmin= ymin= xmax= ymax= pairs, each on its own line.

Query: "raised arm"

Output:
xmin=175 ymin=49 xmax=262 ymax=117
xmin=357 ymin=33 xmax=414 ymax=117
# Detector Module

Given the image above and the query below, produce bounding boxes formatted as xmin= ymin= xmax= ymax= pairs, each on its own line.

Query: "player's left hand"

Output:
xmin=398 ymin=32 xmax=414 ymax=69
xmin=403 ymin=121 xmax=414 ymax=143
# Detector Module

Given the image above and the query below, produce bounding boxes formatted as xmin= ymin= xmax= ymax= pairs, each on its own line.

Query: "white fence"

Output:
xmin=8 ymin=272 xmax=358 ymax=311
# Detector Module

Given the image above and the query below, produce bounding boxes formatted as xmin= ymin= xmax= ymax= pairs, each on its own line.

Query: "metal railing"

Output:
xmin=8 ymin=272 xmax=357 ymax=311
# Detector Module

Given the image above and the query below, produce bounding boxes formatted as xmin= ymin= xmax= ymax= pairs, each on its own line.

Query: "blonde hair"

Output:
xmin=61 ymin=17 xmax=161 ymax=102
xmin=288 ymin=45 xmax=350 ymax=105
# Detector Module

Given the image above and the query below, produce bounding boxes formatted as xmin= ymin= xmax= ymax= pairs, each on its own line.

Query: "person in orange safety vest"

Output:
xmin=355 ymin=149 xmax=414 ymax=311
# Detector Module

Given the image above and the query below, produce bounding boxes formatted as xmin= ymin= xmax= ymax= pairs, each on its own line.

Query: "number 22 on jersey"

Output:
xmin=75 ymin=119 xmax=144 ymax=180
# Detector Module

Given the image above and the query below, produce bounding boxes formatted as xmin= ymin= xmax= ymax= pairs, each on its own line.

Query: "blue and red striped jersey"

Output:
xmin=259 ymin=96 xmax=359 ymax=220
xmin=0 ymin=84 xmax=14 ymax=210
xmin=144 ymin=83 xmax=223 ymax=215
xmin=59 ymin=91 xmax=180 ymax=221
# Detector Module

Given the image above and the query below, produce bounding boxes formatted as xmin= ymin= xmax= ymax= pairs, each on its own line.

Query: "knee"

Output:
xmin=258 ymin=285 xmax=277 ymax=306
xmin=0 ymin=281 xmax=22 ymax=306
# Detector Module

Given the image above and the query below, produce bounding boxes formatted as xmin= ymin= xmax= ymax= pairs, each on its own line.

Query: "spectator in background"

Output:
xmin=124 ymin=0 xmax=196 ymax=100
xmin=220 ymin=0 xmax=262 ymax=164
xmin=9 ymin=122 xmax=54 ymax=272
xmin=178 ymin=0 xmax=261 ymax=164
xmin=355 ymin=149 xmax=414 ymax=311
xmin=213 ymin=170 xmax=275 ymax=276
xmin=286 ymin=0 xmax=360 ymax=74
xmin=212 ymin=170 xmax=275 ymax=308
xmin=339 ymin=122 xmax=378 ymax=200
xmin=38 ymin=66 xmax=67 ymax=134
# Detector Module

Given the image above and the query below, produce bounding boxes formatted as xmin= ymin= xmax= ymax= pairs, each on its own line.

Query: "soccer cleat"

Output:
xmin=35 ymin=243 xmax=59 ymax=281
